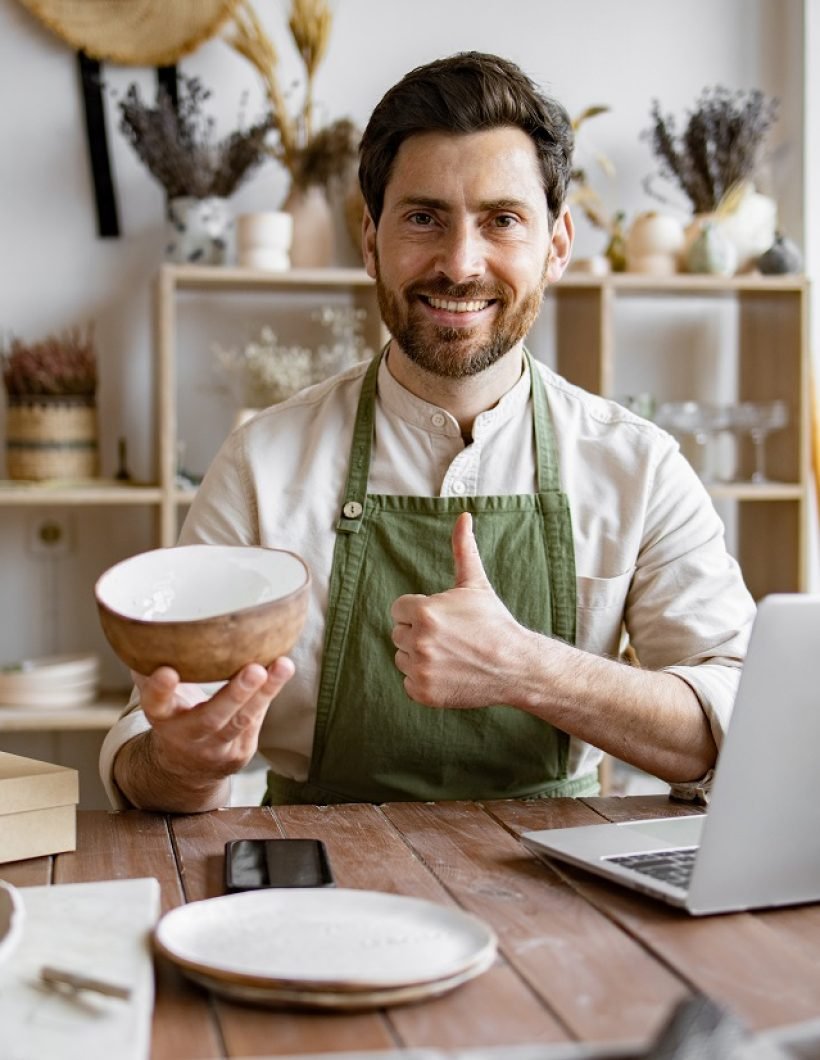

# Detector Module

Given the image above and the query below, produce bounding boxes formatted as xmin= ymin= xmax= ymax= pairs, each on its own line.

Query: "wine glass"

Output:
xmin=729 ymin=401 xmax=789 ymax=483
xmin=654 ymin=401 xmax=731 ymax=482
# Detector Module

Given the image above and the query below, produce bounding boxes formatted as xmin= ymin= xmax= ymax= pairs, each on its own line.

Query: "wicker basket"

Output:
xmin=6 ymin=396 xmax=98 ymax=480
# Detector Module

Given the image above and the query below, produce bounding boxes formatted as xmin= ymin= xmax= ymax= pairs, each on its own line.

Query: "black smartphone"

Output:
xmin=225 ymin=838 xmax=335 ymax=892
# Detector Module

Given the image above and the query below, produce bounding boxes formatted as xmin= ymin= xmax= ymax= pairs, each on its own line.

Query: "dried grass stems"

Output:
xmin=645 ymin=86 xmax=779 ymax=214
xmin=119 ymin=76 xmax=273 ymax=200
xmin=225 ymin=0 xmax=357 ymax=190
xmin=2 ymin=327 xmax=97 ymax=397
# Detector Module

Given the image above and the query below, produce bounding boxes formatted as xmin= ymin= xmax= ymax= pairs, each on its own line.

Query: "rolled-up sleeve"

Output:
xmin=626 ymin=440 xmax=755 ymax=743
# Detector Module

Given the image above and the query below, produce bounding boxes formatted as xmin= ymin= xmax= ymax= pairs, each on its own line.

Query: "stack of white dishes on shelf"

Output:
xmin=154 ymin=887 xmax=497 ymax=1009
xmin=0 ymin=653 xmax=100 ymax=709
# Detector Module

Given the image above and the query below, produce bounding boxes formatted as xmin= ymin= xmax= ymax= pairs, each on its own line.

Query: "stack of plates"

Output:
xmin=154 ymin=887 xmax=497 ymax=1009
xmin=0 ymin=653 xmax=100 ymax=709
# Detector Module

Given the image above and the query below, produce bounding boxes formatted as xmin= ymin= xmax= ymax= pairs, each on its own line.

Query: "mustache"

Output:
xmin=405 ymin=279 xmax=507 ymax=301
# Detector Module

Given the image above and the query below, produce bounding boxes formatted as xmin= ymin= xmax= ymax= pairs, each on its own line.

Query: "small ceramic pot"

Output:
xmin=685 ymin=221 xmax=738 ymax=276
xmin=166 ymin=197 xmax=232 ymax=265
xmin=237 ymin=212 xmax=293 ymax=271
xmin=625 ymin=212 xmax=685 ymax=274
xmin=757 ymin=234 xmax=803 ymax=275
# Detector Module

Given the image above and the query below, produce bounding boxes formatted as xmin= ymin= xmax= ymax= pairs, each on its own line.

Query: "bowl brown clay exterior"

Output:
xmin=95 ymin=545 xmax=310 ymax=682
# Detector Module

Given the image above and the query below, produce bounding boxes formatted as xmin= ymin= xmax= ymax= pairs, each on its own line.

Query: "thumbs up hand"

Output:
xmin=390 ymin=512 xmax=525 ymax=710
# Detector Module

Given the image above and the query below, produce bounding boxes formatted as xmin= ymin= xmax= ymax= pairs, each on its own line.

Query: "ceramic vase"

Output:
xmin=283 ymin=184 xmax=335 ymax=268
xmin=625 ymin=211 xmax=685 ymax=276
xmin=685 ymin=221 xmax=738 ymax=276
xmin=718 ymin=188 xmax=777 ymax=271
xmin=166 ymin=197 xmax=233 ymax=265
xmin=757 ymin=234 xmax=803 ymax=275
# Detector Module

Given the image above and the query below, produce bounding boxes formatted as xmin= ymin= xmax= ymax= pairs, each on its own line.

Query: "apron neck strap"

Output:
xmin=525 ymin=348 xmax=561 ymax=494
xmin=337 ymin=348 xmax=382 ymax=532
xmin=337 ymin=346 xmax=561 ymax=533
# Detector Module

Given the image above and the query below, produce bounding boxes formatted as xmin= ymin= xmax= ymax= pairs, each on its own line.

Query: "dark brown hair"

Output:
xmin=358 ymin=51 xmax=574 ymax=226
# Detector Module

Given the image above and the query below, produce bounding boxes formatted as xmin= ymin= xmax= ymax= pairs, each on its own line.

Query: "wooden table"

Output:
xmin=3 ymin=795 xmax=820 ymax=1058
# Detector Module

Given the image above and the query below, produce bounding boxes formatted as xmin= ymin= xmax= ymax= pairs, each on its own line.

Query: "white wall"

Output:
xmin=0 ymin=0 xmax=812 ymax=804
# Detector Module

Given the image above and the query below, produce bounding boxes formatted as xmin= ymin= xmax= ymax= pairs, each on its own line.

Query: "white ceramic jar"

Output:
xmin=236 ymin=211 xmax=294 ymax=271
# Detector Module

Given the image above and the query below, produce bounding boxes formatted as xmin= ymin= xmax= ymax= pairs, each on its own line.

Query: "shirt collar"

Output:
xmin=376 ymin=350 xmax=532 ymax=439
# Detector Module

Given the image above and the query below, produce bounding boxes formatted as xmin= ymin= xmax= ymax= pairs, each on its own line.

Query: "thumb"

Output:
xmin=452 ymin=512 xmax=490 ymax=589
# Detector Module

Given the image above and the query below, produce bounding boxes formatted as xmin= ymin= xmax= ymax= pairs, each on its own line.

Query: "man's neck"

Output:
xmin=385 ymin=342 xmax=526 ymax=436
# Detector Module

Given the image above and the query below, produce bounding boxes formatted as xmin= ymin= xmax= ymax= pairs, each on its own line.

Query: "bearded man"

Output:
xmin=101 ymin=52 xmax=755 ymax=813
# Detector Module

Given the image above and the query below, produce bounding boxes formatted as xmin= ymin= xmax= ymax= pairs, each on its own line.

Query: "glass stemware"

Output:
xmin=729 ymin=401 xmax=789 ymax=483
xmin=654 ymin=402 xmax=732 ymax=482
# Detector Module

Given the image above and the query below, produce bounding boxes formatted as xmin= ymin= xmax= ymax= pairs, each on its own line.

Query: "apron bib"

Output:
xmin=265 ymin=351 xmax=598 ymax=804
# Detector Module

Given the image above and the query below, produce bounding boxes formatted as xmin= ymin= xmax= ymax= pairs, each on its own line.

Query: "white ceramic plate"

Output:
xmin=154 ymin=888 xmax=497 ymax=994
xmin=0 ymin=683 xmax=98 ymax=709
xmin=0 ymin=882 xmax=24 ymax=966
xmin=0 ymin=652 xmax=99 ymax=695
xmin=182 ymin=943 xmax=497 ymax=1010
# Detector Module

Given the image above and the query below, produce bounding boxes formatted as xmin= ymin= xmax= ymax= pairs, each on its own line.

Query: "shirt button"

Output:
xmin=431 ymin=412 xmax=446 ymax=428
xmin=342 ymin=500 xmax=363 ymax=519
xmin=451 ymin=480 xmax=466 ymax=495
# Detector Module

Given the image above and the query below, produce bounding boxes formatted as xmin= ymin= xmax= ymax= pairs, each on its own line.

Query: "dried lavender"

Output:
xmin=2 ymin=327 xmax=97 ymax=397
xmin=644 ymin=87 xmax=779 ymax=213
xmin=292 ymin=118 xmax=359 ymax=190
xmin=118 ymin=76 xmax=273 ymax=199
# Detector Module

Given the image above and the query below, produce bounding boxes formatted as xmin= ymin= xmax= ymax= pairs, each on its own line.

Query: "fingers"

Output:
xmin=452 ymin=512 xmax=490 ymax=589
xmin=390 ymin=593 xmax=427 ymax=625
xmin=139 ymin=666 xmax=183 ymax=722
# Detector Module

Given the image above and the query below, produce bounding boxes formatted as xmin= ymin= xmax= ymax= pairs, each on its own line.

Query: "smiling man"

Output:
xmin=101 ymin=52 xmax=756 ymax=813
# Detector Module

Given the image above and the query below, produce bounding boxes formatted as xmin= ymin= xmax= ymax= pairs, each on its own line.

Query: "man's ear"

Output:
xmin=362 ymin=207 xmax=377 ymax=279
xmin=545 ymin=206 xmax=574 ymax=284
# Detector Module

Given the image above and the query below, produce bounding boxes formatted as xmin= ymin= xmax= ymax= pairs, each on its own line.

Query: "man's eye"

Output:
xmin=493 ymin=214 xmax=518 ymax=229
xmin=409 ymin=212 xmax=434 ymax=226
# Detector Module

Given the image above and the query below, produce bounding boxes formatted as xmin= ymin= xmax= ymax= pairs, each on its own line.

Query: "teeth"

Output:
xmin=427 ymin=297 xmax=490 ymax=313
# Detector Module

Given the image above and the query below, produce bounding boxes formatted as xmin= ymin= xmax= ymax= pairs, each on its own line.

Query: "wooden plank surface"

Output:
xmin=7 ymin=800 xmax=820 ymax=1057
xmin=170 ymin=807 xmax=396 ymax=1057
xmin=381 ymin=800 xmax=688 ymax=1047
xmin=274 ymin=802 xmax=569 ymax=1050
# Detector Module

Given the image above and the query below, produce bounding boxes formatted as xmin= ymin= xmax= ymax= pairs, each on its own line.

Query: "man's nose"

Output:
xmin=433 ymin=222 xmax=486 ymax=284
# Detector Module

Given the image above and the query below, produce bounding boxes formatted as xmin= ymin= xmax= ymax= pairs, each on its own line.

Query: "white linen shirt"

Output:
xmin=100 ymin=354 xmax=756 ymax=807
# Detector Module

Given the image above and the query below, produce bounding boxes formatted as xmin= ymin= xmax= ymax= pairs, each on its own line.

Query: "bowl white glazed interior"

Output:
xmin=95 ymin=545 xmax=311 ymax=681
xmin=96 ymin=546 xmax=308 ymax=622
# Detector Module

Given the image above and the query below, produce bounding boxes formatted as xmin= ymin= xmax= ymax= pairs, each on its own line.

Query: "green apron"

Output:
xmin=265 ymin=350 xmax=599 ymax=804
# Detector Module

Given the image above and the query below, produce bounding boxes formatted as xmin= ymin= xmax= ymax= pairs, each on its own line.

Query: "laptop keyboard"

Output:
xmin=605 ymin=847 xmax=698 ymax=889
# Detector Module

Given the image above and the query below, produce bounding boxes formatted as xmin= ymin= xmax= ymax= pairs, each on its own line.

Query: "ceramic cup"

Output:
xmin=237 ymin=212 xmax=293 ymax=271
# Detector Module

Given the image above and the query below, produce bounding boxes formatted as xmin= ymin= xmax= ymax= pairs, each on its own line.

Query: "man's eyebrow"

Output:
xmin=393 ymin=196 xmax=532 ymax=212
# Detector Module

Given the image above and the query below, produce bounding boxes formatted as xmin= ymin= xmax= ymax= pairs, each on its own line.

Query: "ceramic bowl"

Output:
xmin=95 ymin=545 xmax=310 ymax=682
xmin=0 ymin=882 xmax=24 ymax=966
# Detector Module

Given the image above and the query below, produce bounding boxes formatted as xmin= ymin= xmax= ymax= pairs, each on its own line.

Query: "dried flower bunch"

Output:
xmin=645 ymin=86 xmax=779 ymax=214
xmin=214 ymin=306 xmax=372 ymax=408
xmin=225 ymin=0 xmax=359 ymax=190
xmin=119 ymin=75 xmax=273 ymax=199
xmin=2 ymin=327 xmax=97 ymax=397
xmin=568 ymin=104 xmax=617 ymax=233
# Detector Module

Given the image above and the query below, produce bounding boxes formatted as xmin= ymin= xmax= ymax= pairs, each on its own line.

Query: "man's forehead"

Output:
xmin=384 ymin=127 xmax=546 ymax=206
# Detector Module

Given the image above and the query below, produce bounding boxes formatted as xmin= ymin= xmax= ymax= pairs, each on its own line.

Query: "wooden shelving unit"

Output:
xmin=0 ymin=266 xmax=808 ymax=728
xmin=554 ymin=272 xmax=810 ymax=598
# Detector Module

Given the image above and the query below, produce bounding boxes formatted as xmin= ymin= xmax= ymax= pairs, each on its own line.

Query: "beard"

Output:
xmin=375 ymin=255 xmax=549 ymax=379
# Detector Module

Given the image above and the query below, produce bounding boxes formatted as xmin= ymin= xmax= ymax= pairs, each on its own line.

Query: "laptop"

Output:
xmin=522 ymin=594 xmax=820 ymax=915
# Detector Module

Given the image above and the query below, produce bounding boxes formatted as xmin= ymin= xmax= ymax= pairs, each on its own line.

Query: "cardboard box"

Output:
xmin=0 ymin=752 xmax=79 ymax=864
